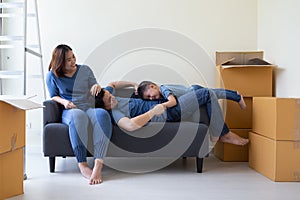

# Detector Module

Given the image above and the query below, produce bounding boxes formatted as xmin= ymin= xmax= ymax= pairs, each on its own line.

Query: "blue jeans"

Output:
xmin=191 ymin=85 xmax=241 ymax=102
xmin=62 ymin=108 xmax=112 ymax=163
xmin=129 ymin=87 xmax=233 ymax=137
xmin=167 ymin=88 xmax=229 ymax=137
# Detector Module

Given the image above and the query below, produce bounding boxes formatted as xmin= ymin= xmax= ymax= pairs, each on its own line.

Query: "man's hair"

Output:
xmin=137 ymin=80 xmax=156 ymax=98
xmin=94 ymin=88 xmax=105 ymax=108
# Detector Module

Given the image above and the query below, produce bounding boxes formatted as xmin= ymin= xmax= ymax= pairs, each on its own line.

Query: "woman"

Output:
xmin=46 ymin=44 xmax=112 ymax=185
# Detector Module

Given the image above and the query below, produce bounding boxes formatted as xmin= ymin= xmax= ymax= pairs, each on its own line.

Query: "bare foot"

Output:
xmin=220 ymin=131 xmax=249 ymax=146
xmin=78 ymin=162 xmax=92 ymax=179
xmin=238 ymin=94 xmax=247 ymax=110
xmin=89 ymin=159 xmax=103 ymax=185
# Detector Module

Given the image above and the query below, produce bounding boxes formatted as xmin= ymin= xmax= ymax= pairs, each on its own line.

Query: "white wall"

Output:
xmin=25 ymin=0 xmax=258 ymax=130
xmin=257 ymin=0 xmax=300 ymax=97
xmin=38 ymin=0 xmax=258 ymax=85
xmin=39 ymin=0 xmax=258 ymax=60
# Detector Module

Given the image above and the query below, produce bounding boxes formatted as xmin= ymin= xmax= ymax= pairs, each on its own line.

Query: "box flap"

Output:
xmin=216 ymin=51 xmax=264 ymax=65
xmin=220 ymin=65 xmax=276 ymax=69
xmin=0 ymin=96 xmax=43 ymax=110
xmin=219 ymin=58 xmax=235 ymax=65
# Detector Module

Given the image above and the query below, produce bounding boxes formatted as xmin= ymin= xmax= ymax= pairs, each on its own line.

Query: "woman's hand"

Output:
xmin=52 ymin=96 xmax=77 ymax=109
xmin=64 ymin=100 xmax=77 ymax=109
xmin=90 ymin=84 xmax=101 ymax=96
xmin=133 ymin=82 xmax=139 ymax=95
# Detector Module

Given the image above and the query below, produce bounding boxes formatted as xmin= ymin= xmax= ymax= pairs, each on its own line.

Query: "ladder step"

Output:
xmin=0 ymin=72 xmax=43 ymax=79
xmin=0 ymin=13 xmax=35 ymax=18
xmin=0 ymin=44 xmax=24 ymax=49
xmin=0 ymin=13 xmax=23 ymax=18
xmin=0 ymin=44 xmax=18 ymax=49
xmin=0 ymin=2 xmax=24 ymax=9
xmin=0 ymin=35 xmax=24 ymax=41
xmin=27 ymin=13 xmax=36 ymax=17
xmin=0 ymin=71 xmax=24 ymax=79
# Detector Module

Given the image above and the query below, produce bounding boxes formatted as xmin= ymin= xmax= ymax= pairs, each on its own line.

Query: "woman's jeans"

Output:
xmin=62 ymin=108 xmax=112 ymax=163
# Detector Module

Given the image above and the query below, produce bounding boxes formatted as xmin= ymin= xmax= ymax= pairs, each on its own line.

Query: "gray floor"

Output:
xmin=7 ymin=130 xmax=300 ymax=200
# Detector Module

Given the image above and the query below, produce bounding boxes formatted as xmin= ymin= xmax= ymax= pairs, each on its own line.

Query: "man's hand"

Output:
xmin=151 ymin=104 xmax=166 ymax=116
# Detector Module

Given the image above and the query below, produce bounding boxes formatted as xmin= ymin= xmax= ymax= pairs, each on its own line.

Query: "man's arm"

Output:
xmin=117 ymin=104 xmax=165 ymax=132
xmin=108 ymin=81 xmax=138 ymax=90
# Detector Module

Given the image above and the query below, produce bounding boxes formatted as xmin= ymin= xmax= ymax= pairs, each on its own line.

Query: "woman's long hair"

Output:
xmin=48 ymin=44 xmax=72 ymax=77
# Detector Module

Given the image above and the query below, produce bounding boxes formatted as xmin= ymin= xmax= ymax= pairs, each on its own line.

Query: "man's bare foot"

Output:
xmin=89 ymin=159 xmax=103 ymax=185
xmin=220 ymin=131 xmax=249 ymax=146
xmin=78 ymin=162 xmax=92 ymax=179
xmin=238 ymin=94 xmax=247 ymax=110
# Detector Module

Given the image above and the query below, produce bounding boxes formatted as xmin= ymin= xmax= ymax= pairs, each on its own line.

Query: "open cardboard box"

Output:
xmin=0 ymin=96 xmax=43 ymax=199
xmin=216 ymin=51 xmax=275 ymax=97
xmin=0 ymin=96 xmax=43 ymax=154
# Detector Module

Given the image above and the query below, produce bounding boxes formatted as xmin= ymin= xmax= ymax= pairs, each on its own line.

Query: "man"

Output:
xmin=95 ymin=81 xmax=249 ymax=146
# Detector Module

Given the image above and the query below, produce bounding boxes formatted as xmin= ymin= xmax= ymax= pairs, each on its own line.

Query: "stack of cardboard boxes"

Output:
xmin=0 ymin=97 xmax=42 ymax=199
xmin=249 ymin=97 xmax=300 ymax=181
xmin=213 ymin=51 xmax=274 ymax=161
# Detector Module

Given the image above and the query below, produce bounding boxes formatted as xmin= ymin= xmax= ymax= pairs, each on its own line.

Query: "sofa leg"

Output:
xmin=196 ymin=157 xmax=203 ymax=173
xmin=49 ymin=157 xmax=56 ymax=173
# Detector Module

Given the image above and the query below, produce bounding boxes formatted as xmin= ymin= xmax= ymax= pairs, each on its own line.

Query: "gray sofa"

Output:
xmin=43 ymin=89 xmax=210 ymax=173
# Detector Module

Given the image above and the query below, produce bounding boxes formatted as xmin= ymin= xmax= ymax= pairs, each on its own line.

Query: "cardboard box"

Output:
xmin=0 ymin=148 xmax=24 ymax=199
xmin=214 ymin=129 xmax=250 ymax=161
xmin=249 ymin=132 xmax=300 ymax=182
xmin=216 ymin=51 xmax=274 ymax=97
xmin=220 ymin=97 xmax=252 ymax=129
xmin=0 ymin=101 xmax=26 ymax=154
xmin=252 ymin=97 xmax=300 ymax=140
xmin=0 ymin=97 xmax=42 ymax=154
xmin=0 ymin=96 xmax=43 ymax=199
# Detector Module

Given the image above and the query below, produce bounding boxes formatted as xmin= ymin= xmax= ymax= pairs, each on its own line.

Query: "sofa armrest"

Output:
xmin=43 ymin=100 xmax=63 ymax=125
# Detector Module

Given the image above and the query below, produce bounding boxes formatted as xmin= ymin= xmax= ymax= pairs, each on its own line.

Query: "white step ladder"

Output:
xmin=0 ymin=0 xmax=46 ymax=99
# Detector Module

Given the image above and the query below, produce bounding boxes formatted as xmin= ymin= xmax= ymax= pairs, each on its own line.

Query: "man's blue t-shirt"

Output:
xmin=105 ymin=86 xmax=166 ymax=125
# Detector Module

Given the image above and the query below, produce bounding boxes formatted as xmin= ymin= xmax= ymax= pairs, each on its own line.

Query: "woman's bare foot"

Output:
xmin=220 ymin=131 xmax=249 ymax=146
xmin=78 ymin=162 xmax=93 ymax=179
xmin=238 ymin=94 xmax=247 ymax=110
xmin=89 ymin=159 xmax=103 ymax=185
